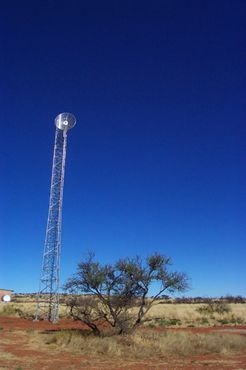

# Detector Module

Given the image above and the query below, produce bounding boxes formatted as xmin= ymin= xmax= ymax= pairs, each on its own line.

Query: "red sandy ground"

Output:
xmin=0 ymin=317 xmax=246 ymax=369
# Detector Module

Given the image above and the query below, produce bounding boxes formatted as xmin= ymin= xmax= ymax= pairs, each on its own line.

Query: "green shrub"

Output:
xmin=168 ymin=318 xmax=182 ymax=326
xmin=154 ymin=318 xmax=182 ymax=327
xmin=218 ymin=319 xmax=229 ymax=325
xmin=197 ymin=302 xmax=231 ymax=316
xmin=230 ymin=316 xmax=244 ymax=325
xmin=200 ymin=317 xmax=209 ymax=325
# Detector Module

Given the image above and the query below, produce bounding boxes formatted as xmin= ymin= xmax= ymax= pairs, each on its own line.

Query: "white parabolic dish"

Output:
xmin=3 ymin=295 xmax=11 ymax=302
xmin=55 ymin=112 xmax=76 ymax=131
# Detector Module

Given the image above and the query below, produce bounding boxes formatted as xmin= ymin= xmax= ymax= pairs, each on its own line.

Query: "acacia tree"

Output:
xmin=64 ymin=253 xmax=189 ymax=335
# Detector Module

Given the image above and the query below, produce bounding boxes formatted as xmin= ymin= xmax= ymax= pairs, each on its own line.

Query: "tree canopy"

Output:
xmin=65 ymin=252 xmax=189 ymax=335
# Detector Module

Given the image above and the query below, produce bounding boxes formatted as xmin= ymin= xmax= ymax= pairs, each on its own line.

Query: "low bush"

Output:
xmin=168 ymin=318 xmax=182 ymax=326
xmin=0 ymin=305 xmax=19 ymax=317
xmin=218 ymin=319 xmax=229 ymax=325
xmin=146 ymin=318 xmax=182 ymax=327
xmin=196 ymin=302 xmax=231 ymax=316
xmin=0 ymin=304 xmax=29 ymax=318
xmin=230 ymin=316 xmax=244 ymax=325
xmin=199 ymin=317 xmax=209 ymax=325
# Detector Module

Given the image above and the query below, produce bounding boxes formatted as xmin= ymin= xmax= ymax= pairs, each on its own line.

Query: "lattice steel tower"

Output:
xmin=35 ymin=113 xmax=76 ymax=322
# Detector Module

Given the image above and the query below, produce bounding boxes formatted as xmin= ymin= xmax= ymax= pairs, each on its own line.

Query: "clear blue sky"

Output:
xmin=1 ymin=1 xmax=245 ymax=297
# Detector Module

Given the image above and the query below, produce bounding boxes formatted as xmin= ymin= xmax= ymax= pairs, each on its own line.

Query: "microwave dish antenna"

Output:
xmin=55 ymin=112 xmax=76 ymax=130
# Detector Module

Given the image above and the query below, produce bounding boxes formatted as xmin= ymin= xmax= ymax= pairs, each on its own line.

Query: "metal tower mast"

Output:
xmin=35 ymin=113 xmax=76 ymax=322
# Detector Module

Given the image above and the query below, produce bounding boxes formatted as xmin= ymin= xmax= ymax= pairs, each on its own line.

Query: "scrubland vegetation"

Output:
xmin=1 ymin=297 xmax=245 ymax=328
xmin=1 ymin=254 xmax=245 ymax=367
xmin=0 ymin=295 xmax=246 ymax=368
xmin=43 ymin=329 xmax=246 ymax=358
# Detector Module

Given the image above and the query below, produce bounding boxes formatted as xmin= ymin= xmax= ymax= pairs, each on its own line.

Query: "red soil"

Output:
xmin=0 ymin=317 xmax=246 ymax=369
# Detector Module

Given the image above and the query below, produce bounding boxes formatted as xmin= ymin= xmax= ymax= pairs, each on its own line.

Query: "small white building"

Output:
xmin=0 ymin=289 xmax=13 ymax=302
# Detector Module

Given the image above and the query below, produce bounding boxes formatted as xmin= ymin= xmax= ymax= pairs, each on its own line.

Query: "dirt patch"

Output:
xmin=1 ymin=316 xmax=246 ymax=333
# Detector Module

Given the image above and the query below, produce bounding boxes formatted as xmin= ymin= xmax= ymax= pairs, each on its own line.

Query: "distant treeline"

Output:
xmin=157 ymin=295 xmax=246 ymax=304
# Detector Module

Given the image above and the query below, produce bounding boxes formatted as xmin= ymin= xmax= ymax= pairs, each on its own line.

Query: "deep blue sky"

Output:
xmin=1 ymin=1 xmax=245 ymax=296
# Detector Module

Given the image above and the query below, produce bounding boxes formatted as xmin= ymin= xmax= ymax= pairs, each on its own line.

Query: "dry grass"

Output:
xmin=0 ymin=302 xmax=68 ymax=318
xmin=0 ymin=303 xmax=21 ymax=317
xmin=42 ymin=329 xmax=246 ymax=358
xmin=142 ymin=302 xmax=246 ymax=327
xmin=1 ymin=301 xmax=245 ymax=327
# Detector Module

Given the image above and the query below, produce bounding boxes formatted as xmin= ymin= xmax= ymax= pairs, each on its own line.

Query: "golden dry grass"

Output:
xmin=0 ymin=301 xmax=68 ymax=318
xmin=146 ymin=302 xmax=246 ymax=319
xmin=41 ymin=329 xmax=246 ymax=358
xmin=1 ymin=301 xmax=246 ymax=327
xmin=133 ymin=302 xmax=246 ymax=327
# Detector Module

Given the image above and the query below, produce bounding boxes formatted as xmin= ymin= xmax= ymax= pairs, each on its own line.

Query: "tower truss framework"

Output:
xmin=35 ymin=113 xmax=76 ymax=323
